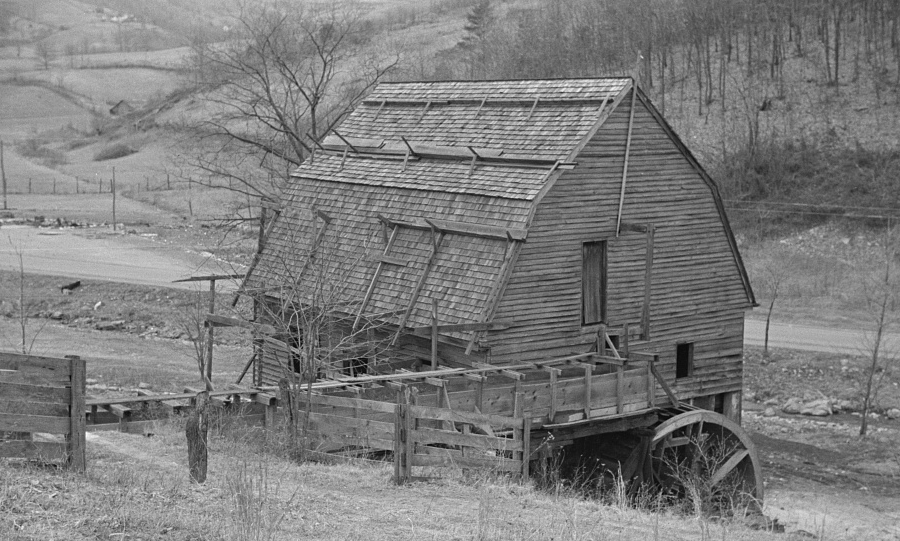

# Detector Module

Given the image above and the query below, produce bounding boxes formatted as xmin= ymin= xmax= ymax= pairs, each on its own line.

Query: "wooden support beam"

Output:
xmin=466 ymin=238 xmax=519 ymax=354
xmin=615 ymin=87 xmax=638 ymax=237
xmin=642 ymin=225 xmax=655 ymax=341
xmin=409 ymin=320 xmax=513 ymax=335
xmin=391 ymin=232 xmax=444 ymax=345
xmin=430 ymin=298 xmax=439 ymax=370
xmin=527 ymin=97 xmax=540 ymax=120
xmin=332 ymin=129 xmax=358 ymax=152
xmin=206 ymin=314 xmax=276 ymax=335
xmin=648 ymin=356 xmax=678 ymax=406
xmin=354 ymin=223 xmax=401 ymax=329
xmin=616 ymin=364 xmax=624 ymax=414
xmin=583 ymin=364 xmax=592 ymax=419
xmin=378 ymin=215 xmax=527 ymax=242
xmin=543 ymin=366 xmax=560 ymax=422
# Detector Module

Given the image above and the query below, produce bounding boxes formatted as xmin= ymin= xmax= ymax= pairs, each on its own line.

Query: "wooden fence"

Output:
xmin=289 ymin=388 xmax=529 ymax=483
xmin=0 ymin=352 xmax=86 ymax=471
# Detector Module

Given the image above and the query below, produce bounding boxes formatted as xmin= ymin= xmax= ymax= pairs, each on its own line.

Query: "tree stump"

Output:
xmin=185 ymin=391 xmax=210 ymax=483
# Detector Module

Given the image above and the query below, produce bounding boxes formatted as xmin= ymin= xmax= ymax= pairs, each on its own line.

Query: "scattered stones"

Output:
xmin=763 ymin=407 xmax=777 ymax=417
xmin=85 ymin=378 xmax=98 ymax=385
xmin=49 ymin=311 xmax=64 ymax=320
xmin=885 ymin=408 xmax=900 ymax=420
xmin=782 ymin=397 xmax=803 ymax=414
xmin=138 ymin=382 xmax=151 ymax=390
xmin=95 ymin=320 xmax=125 ymax=331
xmin=764 ymin=398 xmax=780 ymax=406
xmin=800 ymin=398 xmax=832 ymax=417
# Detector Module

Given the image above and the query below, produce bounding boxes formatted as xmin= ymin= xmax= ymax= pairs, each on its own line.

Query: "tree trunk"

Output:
xmin=186 ymin=391 xmax=210 ymax=483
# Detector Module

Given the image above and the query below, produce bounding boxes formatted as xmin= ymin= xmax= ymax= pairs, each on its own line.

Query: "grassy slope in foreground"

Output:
xmin=0 ymin=420 xmax=782 ymax=541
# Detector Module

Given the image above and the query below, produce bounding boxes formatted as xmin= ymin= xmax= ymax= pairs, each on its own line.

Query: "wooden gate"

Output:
xmin=397 ymin=402 xmax=529 ymax=483
xmin=283 ymin=387 xmax=529 ymax=483
xmin=0 ymin=352 xmax=86 ymax=471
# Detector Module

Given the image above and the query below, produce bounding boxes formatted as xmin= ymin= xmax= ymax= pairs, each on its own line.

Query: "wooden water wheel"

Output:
xmin=649 ymin=410 xmax=763 ymax=508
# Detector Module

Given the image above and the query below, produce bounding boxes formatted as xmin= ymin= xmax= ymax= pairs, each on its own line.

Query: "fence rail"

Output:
xmin=0 ymin=352 xmax=85 ymax=471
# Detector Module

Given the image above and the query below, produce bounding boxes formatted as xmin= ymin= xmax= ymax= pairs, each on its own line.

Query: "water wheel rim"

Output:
xmin=651 ymin=410 xmax=764 ymax=503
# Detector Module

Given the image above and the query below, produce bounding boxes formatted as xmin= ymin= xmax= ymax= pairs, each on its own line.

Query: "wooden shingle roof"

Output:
xmin=341 ymin=78 xmax=630 ymax=161
xmin=246 ymin=78 xmax=633 ymax=338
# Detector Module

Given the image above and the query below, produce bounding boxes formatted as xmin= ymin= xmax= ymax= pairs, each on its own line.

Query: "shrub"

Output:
xmin=16 ymin=138 xmax=67 ymax=167
xmin=94 ymin=143 xmax=137 ymax=161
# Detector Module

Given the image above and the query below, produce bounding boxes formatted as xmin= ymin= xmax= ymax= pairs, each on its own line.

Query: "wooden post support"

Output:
xmin=646 ymin=363 xmax=656 ymax=408
xmin=513 ymin=390 xmax=524 ymax=469
xmin=465 ymin=373 xmax=485 ymax=412
xmin=431 ymin=298 xmax=438 ymax=370
xmin=543 ymin=366 xmax=560 ymax=422
xmin=206 ymin=279 xmax=216 ymax=383
xmin=641 ymin=225 xmax=655 ymax=340
xmin=67 ymin=356 xmax=86 ymax=472
xmin=521 ymin=416 xmax=531 ymax=479
xmin=598 ymin=324 xmax=606 ymax=356
xmin=621 ymin=323 xmax=630 ymax=357
xmin=616 ymin=364 xmax=624 ymax=414
xmin=404 ymin=388 xmax=417 ymax=481
xmin=615 ymin=85 xmax=637 ymax=236
xmin=583 ymin=363 xmax=593 ymax=419
xmin=394 ymin=390 xmax=403 ymax=484
xmin=265 ymin=400 xmax=277 ymax=430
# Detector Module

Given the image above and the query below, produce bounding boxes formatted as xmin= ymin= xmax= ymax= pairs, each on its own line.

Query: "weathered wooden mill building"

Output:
xmin=237 ymin=78 xmax=760 ymax=497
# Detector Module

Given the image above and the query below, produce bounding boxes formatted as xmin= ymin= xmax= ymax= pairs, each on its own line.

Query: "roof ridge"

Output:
xmin=377 ymin=76 xmax=632 ymax=85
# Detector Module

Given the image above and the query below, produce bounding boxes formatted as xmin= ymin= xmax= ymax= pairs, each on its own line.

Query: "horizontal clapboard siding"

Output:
xmin=487 ymin=89 xmax=751 ymax=402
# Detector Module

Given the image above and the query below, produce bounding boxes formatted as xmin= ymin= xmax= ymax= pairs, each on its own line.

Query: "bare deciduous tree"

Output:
xmin=177 ymin=1 xmax=399 ymax=203
xmin=34 ymin=40 xmax=54 ymax=70
xmin=246 ymin=213 xmax=394 ymax=456
xmin=858 ymin=224 xmax=899 ymax=436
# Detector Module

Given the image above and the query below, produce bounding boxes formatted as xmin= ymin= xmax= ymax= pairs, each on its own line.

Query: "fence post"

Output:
xmin=404 ymin=388 xmax=417 ymax=482
xmin=513 ymin=391 xmax=525 ymax=477
xmin=521 ymin=416 xmax=531 ymax=479
xmin=394 ymin=389 xmax=404 ymax=485
xmin=67 ymin=356 xmax=86 ymax=472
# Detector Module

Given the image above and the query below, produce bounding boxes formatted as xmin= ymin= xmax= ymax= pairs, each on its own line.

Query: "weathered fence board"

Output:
xmin=0 ymin=352 xmax=85 ymax=471
xmin=0 ymin=440 xmax=68 ymax=461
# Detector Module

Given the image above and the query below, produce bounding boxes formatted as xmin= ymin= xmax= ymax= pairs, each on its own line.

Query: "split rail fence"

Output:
xmin=0 ymin=352 xmax=86 ymax=471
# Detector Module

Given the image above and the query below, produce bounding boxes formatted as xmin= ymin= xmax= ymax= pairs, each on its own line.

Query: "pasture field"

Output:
xmin=0 ymin=83 xmax=93 ymax=139
xmin=0 ymin=420 xmax=790 ymax=541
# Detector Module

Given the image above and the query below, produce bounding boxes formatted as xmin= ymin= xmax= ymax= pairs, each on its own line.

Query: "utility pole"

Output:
xmin=1 ymin=139 xmax=7 ymax=210
xmin=111 ymin=166 xmax=116 ymax=231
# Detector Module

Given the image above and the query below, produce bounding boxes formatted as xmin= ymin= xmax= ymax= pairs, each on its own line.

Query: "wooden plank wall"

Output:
xmin=487 ymin=89 xmax=751 ymax=403
xmin=0 ymin=352 xmax=85 ymax=471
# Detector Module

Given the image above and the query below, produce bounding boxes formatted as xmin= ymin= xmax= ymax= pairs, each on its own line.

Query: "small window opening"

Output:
xmin=602 ymin=334 xmax=619 ymax=353
xmin=675 ymin=342 xmax=694 ymax=379
xmin=713 ymin=392 xmax=725 ymax=414
xmin=582 ymin=241 xmax=608 ymax=325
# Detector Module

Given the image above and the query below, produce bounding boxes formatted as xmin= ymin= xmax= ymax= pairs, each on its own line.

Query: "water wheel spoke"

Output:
xmin=650 ymin=410 xmax=764 ymax=505
xmin=708 ymin=448 xmax=749 ymax=488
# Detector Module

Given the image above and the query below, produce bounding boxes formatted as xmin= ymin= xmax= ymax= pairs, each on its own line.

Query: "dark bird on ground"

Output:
xmin=60 ymin=281 xmax=81 ymax=294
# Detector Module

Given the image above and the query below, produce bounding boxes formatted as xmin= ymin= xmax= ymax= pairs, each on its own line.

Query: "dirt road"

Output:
xmin=0 ymin=224 xmax=239 ymax=291
xmin=744 ymin=317 xmax=900 ymax=356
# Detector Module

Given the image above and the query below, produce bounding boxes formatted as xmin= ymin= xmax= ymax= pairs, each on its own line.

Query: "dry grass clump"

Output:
xmin=0 ymin=413 xmax=786 ymax=540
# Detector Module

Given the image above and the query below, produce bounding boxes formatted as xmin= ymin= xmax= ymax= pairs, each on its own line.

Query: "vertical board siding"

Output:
xmin=488 ymin=91 xmax=750 ymax=401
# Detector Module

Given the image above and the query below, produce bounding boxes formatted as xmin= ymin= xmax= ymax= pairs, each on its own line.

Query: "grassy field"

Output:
xmin=0 ymin=416 xmax=787 ymax=541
